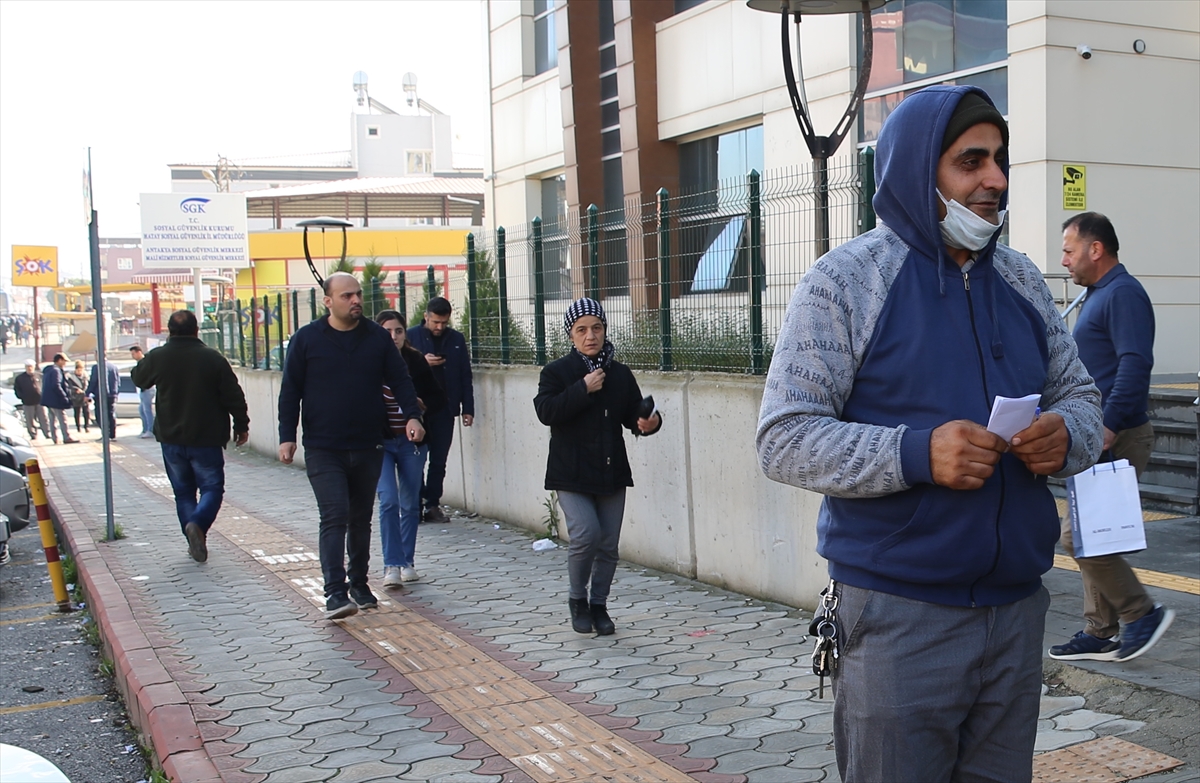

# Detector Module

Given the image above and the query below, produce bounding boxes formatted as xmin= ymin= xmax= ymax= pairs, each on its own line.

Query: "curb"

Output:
xmin=48 ymin=478 xmax=222 ymax=783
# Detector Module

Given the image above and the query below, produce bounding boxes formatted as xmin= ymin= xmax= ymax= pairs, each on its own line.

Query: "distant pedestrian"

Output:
xmin=534 ymin=298 xmax=662 ymax=637
xmin=0 ymin=319 xmax=8 ymax=354
xmin=375 ymin=310 xmax=445 ymax=589
xmin=1049 ymin=212 xmax=1175 ymax=663
xmin=14 ymin=360 xmax=49 ymax=439
xmin=408 ymin=296 xmax=474 ymax=523
xmin=87 ymin=361 xmax=120 ymax=440
xmin=129 ymin=345 xmax=156 ymax=439
xmin=41 ymin=353 xmax=78 ymax=444
xmin=66 ymin=360 xmax=91 ymax=434
xmin=278 ymin=273 xmax=425 ymax=620
xmin=132 ymin=310 xmax=249 ymax=564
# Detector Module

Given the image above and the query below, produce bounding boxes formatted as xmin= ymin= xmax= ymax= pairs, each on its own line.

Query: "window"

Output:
xmin=674 ymin=0 xmax=709 ymax=13
xmin=858 ymin=0 xmax=1008 ymax=144
xmin=117 ymin=257 xmax=133 ymax=270
xmin=538 ymin=175 xmax=571 ymax=300
xmin=406 ymin=151 xmax=432 ymax=175
xmin=366 ymin=126 xmax=380 ymax=137
xmin=534 ymin=0 xmax=557 ymax=75
xmin=677 ymin=126 xmax=764 ymax=294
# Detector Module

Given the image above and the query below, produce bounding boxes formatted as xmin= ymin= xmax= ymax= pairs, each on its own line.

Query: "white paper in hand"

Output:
xmin=986 ymin=393 xmax=1041 ymax=443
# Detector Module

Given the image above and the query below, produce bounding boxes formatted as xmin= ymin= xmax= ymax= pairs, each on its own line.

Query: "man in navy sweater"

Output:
xmin=1050 ymin=212 xmax=1174 ymax=663
xmin=278 ymin=273 xmax=426 ymax=620
xmin=407 ymin=297 xmax=474 ymax=523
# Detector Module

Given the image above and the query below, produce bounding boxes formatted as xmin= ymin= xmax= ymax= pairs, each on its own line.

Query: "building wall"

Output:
xmin=1008 ymin=0 xmax=1200 ymax=374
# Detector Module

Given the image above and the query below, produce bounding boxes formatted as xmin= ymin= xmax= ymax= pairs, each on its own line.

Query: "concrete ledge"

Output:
xmin=49 ymin=480 xmax=222 ymax=783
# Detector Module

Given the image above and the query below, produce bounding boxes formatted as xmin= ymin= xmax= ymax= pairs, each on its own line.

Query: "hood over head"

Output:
xmin=872 ymin=85 xmax=1009 ymax=264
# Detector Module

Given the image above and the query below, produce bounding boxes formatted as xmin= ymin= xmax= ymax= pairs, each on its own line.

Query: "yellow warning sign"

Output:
xmin=1063 ymin=165 xmax=1087 ymax=211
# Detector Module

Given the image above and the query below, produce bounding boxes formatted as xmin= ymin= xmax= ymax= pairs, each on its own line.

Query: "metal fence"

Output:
xmin=201 ymin=150 xmax=877 ymax=376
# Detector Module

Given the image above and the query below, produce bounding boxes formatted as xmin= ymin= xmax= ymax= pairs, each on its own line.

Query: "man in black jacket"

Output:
xmin=278 ymin=273 xmax=426 ymax=620
xmin=407 ymin=297 xmax=474 ymax=523
xmin=14 ymin=360 xmax=48 ymax=439
xmin=132 ymin=310 xmax=249 ymax=564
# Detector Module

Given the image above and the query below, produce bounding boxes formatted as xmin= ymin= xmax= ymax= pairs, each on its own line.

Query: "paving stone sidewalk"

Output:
xmin=37 ymin=433 xmax=1195 ymax=783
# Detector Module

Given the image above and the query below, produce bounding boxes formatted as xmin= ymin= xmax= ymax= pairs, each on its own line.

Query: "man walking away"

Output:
xmin=756 ymin=85 xmax=1103 ymax=782
xmin=130 ymin=345 xmax=156 ymax=439
xmin=14 ymin=360 xmax=48 ymax=439
xmin=278 ymin=273 xmax=425 ymax=621
xmin=1049 ymin=212 xmax=1174 ymax=663
xmin=41 ymin=353 xmax=78 ymax=444
xmin=407 ymin=296 xmax=474 ymax=522
xmin=87 ymin=361 xmax=120 ymax=440
xmin=132 ymin=310 xmax=249 ymax=564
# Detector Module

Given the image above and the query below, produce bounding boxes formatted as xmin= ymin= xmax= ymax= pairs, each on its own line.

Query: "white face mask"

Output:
xmin=937 ymin=189 xmax=1006 ymax=251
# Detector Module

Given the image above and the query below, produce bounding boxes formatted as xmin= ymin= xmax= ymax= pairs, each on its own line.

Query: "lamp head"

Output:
xmin=746 ymin=0 xmax=886 ymax=15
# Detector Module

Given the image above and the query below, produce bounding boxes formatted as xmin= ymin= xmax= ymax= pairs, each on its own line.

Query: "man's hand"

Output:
xmin=462 ymin=414 xmax=473 ymax=427
xmin=1102 ymin=425 xmax=1116 ymax=451
xmin=235 ymin=430 xmax=249 ymax=447
xmin=406 ymin=420 xmax=426 ymax=443
xmin=584 ymin=369 xmax=605 ymax=393
xmin=424 ymin=353 xmax=446 ymax=367
xmin=1010 ymin=412 xmax=1070 ymax=475
xmin=637 ymin=412 xmax=661 ymax=434
xmin=279 ymin=442 xmax=297 ymax=464
xmin=930 ymin=420 xmax=1008 ymax=490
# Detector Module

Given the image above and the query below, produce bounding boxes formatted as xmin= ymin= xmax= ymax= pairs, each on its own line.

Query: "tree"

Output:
xmin=408 ymin=267 xmax=442 ymax=328
xmin=360 ymin=251 xmax=388 ymax=319
xmin=458 ymin=246 xmax=534 ymax=363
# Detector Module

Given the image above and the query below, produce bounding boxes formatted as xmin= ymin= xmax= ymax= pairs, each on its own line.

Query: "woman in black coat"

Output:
xmin=534 ymin=298 xmax=662 ymax=636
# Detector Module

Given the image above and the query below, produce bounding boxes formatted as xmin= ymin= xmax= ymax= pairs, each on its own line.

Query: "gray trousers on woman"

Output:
xmin=557 ymin=488 xmax=626 ymax=605
xmin=831 ymin=582 xmax=1049 ymax=783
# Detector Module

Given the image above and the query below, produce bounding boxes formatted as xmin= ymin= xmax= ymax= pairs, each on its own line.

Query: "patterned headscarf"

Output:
xmin=564 ymin=298 xmax=614 ymax=371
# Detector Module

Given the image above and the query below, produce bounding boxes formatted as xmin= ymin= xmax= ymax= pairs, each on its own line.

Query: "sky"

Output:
xmin=0 ymin=0 xmax=487 ymax=286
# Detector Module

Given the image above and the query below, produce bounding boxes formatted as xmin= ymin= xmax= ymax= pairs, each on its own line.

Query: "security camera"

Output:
xmin=1076 ymin=44 xmax=1093 ymax=60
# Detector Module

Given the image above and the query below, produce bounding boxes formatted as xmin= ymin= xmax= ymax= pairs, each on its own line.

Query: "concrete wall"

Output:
xmin=232 ymin=363 xmax=829 ymax=609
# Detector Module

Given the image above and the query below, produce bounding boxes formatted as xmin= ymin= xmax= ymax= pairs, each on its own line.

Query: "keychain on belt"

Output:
xmin=809 ymin=578 xmax=840 ymax=698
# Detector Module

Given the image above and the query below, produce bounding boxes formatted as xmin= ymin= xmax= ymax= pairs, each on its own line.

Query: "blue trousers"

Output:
xmin=138 ymin=388 xmax=155 ymax=434
xmin=831 ymin=582 xmax=1050 ymax=783
xmin=305 ymin=447 xmax=384 ymax=598
xmin=160 ymin=444 xmax=226 ymax=535
xmin=420 ymin=407 xmax=456 ymax=509
xmin=378 ymin=438 xmax=428 ymax=568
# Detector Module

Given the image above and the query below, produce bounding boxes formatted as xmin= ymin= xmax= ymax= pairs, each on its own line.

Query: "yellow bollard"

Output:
xmin=25 ymin=459 xmax=72 ymax=612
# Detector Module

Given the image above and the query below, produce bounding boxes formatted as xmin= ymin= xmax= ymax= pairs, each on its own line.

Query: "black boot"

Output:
xmin=590 ymin=604 xmax=615 ymax=636
xmin=569 ymin=598 xmax=593 ymax=634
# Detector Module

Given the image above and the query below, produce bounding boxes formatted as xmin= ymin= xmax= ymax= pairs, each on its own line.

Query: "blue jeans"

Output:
xmin=420 ymin=407 xmax=456 ymax=509
xmin=138 ymin=388 xmax=155 ymax=434
xmin=160 ymin=444 xmax=226 ymax=535
xmin=378 ymin=438 xmax=428 ymax=568
xmin=305 ymin=447 xmax=384 ymax=598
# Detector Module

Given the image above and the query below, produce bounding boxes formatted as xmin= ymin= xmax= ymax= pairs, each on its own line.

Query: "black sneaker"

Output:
xmin=349 ymin=584 xmax=378 ymax=609
xmin=184 ymin=522 xmax=208 ymax=563
xmin=1048 ymin=631 xmax=1119 ymax=661
xmin=324 ymin=594 xmax=358 ymax=620
xmin=1116 ymin=604 xmax=1175 ymax=661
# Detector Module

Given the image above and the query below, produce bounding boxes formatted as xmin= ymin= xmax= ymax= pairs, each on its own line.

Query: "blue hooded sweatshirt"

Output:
xmin=757 ymin=86 xmax=1103 ymax=607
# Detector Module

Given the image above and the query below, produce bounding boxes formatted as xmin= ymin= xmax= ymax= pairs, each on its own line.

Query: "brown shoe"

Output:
xmin=424 ymin=505 xmax=448 ymax=524
xmin=185 ymin=523 xmax=208 ymax=563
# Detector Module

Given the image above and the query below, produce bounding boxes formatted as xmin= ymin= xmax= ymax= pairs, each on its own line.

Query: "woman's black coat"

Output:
xmin=534 ymin=352 xmax=660 ymax=495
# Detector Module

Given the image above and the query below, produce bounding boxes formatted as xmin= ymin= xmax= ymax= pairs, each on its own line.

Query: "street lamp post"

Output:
xmin=746 ymin=0 xmax=884 ymax=257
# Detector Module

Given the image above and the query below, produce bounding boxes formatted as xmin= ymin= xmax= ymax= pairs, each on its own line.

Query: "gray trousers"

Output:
xmin=557 ymin=488 xmax=626 ymax=605
xmin=22 ymin=404 xmax=48 ymax=438
xmin=1059 ymin=420 xmax=1155 ymax=638
xmin=831 ymin=582 xmax=1050 ymax=783
xmin=46 ymin=407 xmax=70 ymax=442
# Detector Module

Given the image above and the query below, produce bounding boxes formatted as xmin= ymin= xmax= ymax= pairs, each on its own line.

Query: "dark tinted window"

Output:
xmin=534 ymin=2 xmax=557 ymax=75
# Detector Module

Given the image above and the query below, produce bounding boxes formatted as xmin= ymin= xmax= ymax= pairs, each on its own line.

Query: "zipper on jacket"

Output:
xmin=962 ymin=260 xmax=1004 ymax=606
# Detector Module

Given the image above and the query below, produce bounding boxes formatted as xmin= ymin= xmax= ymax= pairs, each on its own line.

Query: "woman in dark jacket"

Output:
xmin=375 ymin=310 xmax=446 ymax=589
xmin=534 ymin=298 xmax=662 ymax=636
xmin=66 ymin=360 xmax=91 ymax=434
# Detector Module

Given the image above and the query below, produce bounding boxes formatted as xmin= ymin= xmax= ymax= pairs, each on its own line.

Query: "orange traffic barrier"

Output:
xmin=25 ymin=459 xmax=72 ymax=612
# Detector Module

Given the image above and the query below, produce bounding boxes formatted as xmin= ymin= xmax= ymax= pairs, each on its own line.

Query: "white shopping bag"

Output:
xmin=1066 ymin=459 xmax=1146 ymax=558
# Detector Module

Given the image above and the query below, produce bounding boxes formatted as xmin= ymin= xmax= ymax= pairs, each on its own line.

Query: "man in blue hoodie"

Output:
xmin=1050 ymin=212 xmax=1173 ymax=663
xmin=758 ymin=86 xmax=1103 ymax=782
xmin=278 ymin=273 xmax=426 ymax=621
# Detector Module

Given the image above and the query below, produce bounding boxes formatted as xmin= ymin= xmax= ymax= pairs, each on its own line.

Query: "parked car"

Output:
xmin=0 ymin=457 xmax=31 ymax=533
xmin=116 ymin=374 xmax=148 ymax=419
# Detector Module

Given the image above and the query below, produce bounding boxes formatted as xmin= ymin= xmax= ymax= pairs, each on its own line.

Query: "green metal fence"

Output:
xmin=201 ymin=150 xmax=875 ymax=377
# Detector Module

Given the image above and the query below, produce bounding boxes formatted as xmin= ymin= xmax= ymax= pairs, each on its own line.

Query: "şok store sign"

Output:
xmin=140 ymin=193 xmax=250 ymax=269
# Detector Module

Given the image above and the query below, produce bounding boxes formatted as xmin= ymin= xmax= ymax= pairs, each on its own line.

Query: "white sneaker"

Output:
xmin=400 ymin=566 xmax=420 ymax=583
xmin=382 ymin=566 xmax=403 ymax=588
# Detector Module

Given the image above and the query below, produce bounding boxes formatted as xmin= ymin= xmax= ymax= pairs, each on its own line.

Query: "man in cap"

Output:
xmin=14 ymin=360 xmax=49 ymax=439
xmin=757 ymin=86 xmax=1102 ymax=781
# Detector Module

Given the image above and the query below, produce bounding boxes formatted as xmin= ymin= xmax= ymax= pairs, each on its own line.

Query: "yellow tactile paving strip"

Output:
xmin=1151 ymin=383 xmax=1199 ymax=390
xmin=1052 ymin=554 xmax=1200 ymax=596
xmin=95 ymin=446 xmax=699 ymax=783
xmin=1034 ymin=737 xmax=1182 ymax=782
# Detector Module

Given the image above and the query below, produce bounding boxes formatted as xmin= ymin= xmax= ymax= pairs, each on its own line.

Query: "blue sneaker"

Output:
xmin=1116 ymin=604 xmax=1175 ymax=662
xmin=1048 ymin=631 xmax=1120 ymax=661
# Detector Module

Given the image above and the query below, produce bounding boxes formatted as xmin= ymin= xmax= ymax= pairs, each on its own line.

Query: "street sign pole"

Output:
xmin=86 ymin=148 xmax=116 ymax=541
